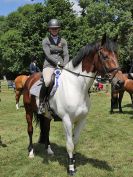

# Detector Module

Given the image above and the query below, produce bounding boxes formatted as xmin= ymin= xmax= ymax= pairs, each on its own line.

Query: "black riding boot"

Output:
xmin=38 ymin=82 xmax=48 ymax=114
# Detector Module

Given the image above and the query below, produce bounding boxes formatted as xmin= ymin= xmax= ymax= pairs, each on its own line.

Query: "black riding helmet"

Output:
xmin=48 ymin=19 xmax=61 ymax=28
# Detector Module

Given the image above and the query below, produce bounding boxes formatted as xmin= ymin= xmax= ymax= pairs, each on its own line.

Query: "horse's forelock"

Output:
xmin=103 ymin=37 xmax=118 ymax=53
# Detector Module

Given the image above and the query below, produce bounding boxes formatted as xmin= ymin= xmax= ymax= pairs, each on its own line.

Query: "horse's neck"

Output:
xmin=65 ymin=60 xmax=82 ymax=72
xmin=64 ymin=60 xmax=96 ymax=90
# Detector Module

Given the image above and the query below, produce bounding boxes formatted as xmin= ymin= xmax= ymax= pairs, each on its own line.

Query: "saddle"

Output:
xmin=30 ymin=69 xmax=62 ymax=121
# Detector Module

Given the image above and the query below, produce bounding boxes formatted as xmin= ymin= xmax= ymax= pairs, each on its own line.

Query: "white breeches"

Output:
xmin=43 ymin=67 xmax=55 ymax=87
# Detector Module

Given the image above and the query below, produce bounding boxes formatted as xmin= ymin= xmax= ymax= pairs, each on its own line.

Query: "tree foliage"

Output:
xmin=0 ymin=0 xmax=133 ymax=76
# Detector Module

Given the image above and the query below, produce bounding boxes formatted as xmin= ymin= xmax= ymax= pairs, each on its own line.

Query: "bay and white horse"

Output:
xmin=23 ymin=34 xmax=125 ymax=175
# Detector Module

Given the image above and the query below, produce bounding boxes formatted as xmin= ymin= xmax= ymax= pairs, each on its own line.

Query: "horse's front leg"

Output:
xmin=63 ymin=114 xmax=75 ymax=176
xmin=118 ymin=91 xmax=124 ymax=113
xmin=26 ymin=111 xmax=34 ymax=158
xmin=73 ymin=117 xmax=86 ymax=151
xmin=110 ymin=98 xmax=114 ymax=114
xmin=73 ymin=118 xmax=86 ymax=170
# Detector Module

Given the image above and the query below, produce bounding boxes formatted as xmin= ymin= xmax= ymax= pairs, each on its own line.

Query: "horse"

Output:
xmin=23 ymin=34 xmax=125 ymax=175
xmin=14 ymin=75 xmax=29 ymax=109
xmin=110 ymin=73 xmax=133 ymax=113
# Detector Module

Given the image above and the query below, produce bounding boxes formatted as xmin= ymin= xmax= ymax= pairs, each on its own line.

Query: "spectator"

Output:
xmin=29 ymin=57 xmax=40 ymax=74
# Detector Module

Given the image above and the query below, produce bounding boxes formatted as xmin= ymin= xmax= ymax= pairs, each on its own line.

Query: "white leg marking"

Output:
xmin=47 ymin=145 xmax=54 ymax=155
xmin=29 ymin=149 xmax=34 ymax=158
xmin=69 ymin=164 xmax=74 ymax=171
xmin=16 ymin=103 xmax=19 ymax=110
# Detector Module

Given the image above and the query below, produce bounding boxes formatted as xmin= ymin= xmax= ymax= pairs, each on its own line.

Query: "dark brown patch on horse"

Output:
xmin=82 ymin=55 xmax=95 ymax=73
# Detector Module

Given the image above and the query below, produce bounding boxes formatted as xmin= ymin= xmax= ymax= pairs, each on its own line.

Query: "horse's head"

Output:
xmin=72 ymin=33 xmax=124 ymax=89
xmin=94 ymin=33 xmax=125 ymax=89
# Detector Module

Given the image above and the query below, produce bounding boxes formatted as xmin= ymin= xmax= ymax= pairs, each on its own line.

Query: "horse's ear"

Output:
xmin=101 ymin=33 xmax=106 ymax=46
xmin=113 ymin=34 xmax=118 ymax=42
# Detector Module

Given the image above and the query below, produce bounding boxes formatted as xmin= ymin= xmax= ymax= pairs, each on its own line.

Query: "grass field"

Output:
xmin=0 ymin=81 xmax=133 ymax=177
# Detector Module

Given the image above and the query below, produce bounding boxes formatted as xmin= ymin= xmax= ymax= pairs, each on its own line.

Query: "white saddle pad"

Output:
xmin=30 ymin=80 xmax=42 ymax=97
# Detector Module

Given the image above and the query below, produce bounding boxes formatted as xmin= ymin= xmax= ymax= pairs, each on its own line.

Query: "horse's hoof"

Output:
xmin=29 ymin=153 xmax=34 ymax=158
xmin=16 ymin=106 xmax=19 ymax=110
xmin=47 ymin=146 xmax=54 ymax=155
xmin=119 ymin=111 xmax=123 ymax=114
xmin=110 ymin=111 xmax=114 ymax=114
xmin=67 ymin=169 xmax=76 ymax=176
xmin=28 ymin=149 xmax=34 ymax=158
xmin=16 ymin=104 xmax=19 ymax=110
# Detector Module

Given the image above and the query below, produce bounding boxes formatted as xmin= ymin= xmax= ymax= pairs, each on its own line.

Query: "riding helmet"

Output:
xmin=48 ymin=19 xmax=61 ymax=28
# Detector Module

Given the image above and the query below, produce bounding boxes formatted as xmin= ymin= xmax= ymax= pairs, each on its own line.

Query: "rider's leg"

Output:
xmin=38 ymin=67 xmax=55 ymax=113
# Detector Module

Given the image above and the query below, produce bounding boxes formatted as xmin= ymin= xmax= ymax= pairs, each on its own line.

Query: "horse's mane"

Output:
xmin=72 ymin=42 xmax=100 ymax=67
xmin=72 ymin=37 xmax=117 ymax=67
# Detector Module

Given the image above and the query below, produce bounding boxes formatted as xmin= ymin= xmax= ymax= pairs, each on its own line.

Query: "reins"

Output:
xmin=63 ymin=68 xmax=97 ymax=79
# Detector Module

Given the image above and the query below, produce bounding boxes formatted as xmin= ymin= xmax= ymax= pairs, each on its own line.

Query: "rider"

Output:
xmin=39 ymin=19 xmax=69 ymax=113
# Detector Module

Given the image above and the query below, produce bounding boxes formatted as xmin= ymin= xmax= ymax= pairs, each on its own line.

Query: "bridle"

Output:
xmin=61 ymin=48 xmax=120 ymax=83
xmin=98 ymin=48 xmax=120 ymax=83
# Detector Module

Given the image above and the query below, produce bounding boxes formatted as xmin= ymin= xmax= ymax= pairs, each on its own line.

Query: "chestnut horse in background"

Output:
xmin=15 ymin=75 xmax=29 ymax=109
xmin=110 ymin=73 xmax=133 ymax=113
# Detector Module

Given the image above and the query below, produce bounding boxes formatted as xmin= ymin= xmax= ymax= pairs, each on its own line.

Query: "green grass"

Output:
xmin=0 ymin=82 xmax=133 ymax=177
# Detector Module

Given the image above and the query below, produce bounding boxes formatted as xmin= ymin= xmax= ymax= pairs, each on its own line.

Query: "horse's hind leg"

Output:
xmin=15 ymin=90 xmax=21 ymax=110
xmin=26 ymin=111 xmax=34 ymax=158
xmin=38 ymin=114 xmax=54 ymax=155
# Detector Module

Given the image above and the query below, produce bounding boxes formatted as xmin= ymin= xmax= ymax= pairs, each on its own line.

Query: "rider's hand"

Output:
xmin=57 ymin=62 xmax=64 ymax=68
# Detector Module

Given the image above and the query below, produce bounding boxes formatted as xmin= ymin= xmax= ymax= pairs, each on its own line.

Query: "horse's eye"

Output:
xmin=100 ymin=53 xmax=108 ymax=60
xmin=103 ymin=55 xmax=108 ymax=60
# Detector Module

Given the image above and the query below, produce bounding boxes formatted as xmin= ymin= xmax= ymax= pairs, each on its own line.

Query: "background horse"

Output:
xmin=15 ymin=75 xmax=29 ymax=109
xmin=111 ymin=73 xmax=133 ymax=113
xmin=22 ymin=34 xmax=125 ymax=175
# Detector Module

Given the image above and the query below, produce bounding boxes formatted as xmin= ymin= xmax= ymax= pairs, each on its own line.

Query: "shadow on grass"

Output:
xmin=110 ymin=108 xmax=133 ymax=115
xmin=122 ymin=103 xmax=133 ymax=108
xmin=34 ymin=143 xmax=113 ymax=171
xmin=19 ymin=105 xmax=24 ymax=108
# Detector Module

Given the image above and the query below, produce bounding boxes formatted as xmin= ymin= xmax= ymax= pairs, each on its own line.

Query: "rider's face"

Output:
xmin=49 ymin=28 xmax=60 ymax=36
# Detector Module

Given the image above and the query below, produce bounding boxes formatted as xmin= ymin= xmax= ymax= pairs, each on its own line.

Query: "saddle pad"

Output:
xmin=30 ymin=80 xmax=43 ymax=97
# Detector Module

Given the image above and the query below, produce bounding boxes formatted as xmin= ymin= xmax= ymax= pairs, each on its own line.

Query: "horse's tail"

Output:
xmin=33 ymin=112 xmax=41 ymax=126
